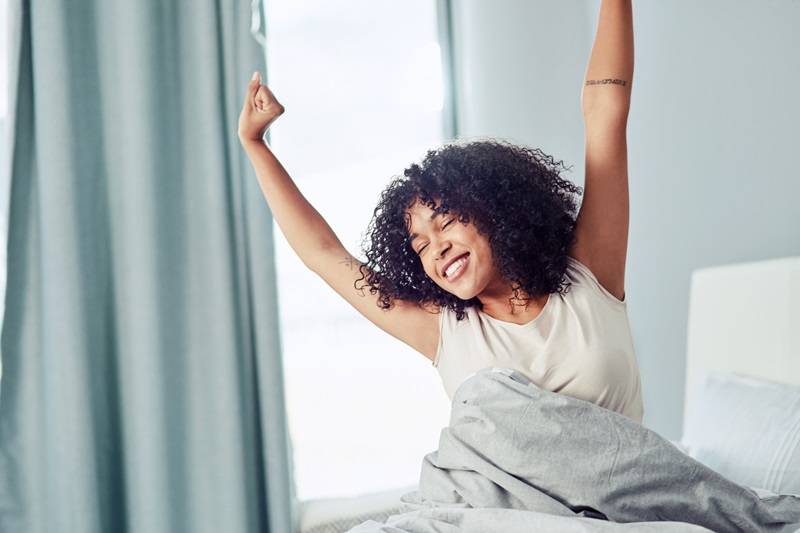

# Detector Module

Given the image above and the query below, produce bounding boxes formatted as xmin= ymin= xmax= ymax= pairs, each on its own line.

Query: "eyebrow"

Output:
xmin=408 ymin=211 xmax=442 ymax=243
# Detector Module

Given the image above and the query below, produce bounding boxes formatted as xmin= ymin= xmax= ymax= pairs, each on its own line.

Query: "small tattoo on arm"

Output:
xmin=586 ymin=78 xmax=627 ymax=87
xmin=339 ymin=255 xmax=360 ymax=270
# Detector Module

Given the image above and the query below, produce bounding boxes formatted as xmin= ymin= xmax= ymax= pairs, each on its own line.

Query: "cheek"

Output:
xmin=420 ymin=259 xmax=450 ymax=290
xmin=421 ymin=259 xmax=437 ymax=281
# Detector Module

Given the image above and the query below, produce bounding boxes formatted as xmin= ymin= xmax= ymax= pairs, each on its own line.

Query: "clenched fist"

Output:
xmin=238 ymin=71 xmax=285 ymax=144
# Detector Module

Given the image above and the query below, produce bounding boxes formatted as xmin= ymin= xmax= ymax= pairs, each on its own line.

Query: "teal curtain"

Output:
xmin=0 ymin=0 xmax=296 ymax=532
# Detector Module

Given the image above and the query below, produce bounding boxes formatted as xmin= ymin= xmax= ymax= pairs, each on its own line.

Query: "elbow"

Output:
xmin=583 ymin=92 xmax=630 ymax=116
xmin=582 ymin=98 xmax=631 ymax=130
xmin=304 ymin=251 xmax=328 ymax=275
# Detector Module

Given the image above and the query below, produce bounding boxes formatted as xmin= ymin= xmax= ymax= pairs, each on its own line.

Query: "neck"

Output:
xmin=479 ymin=292 xmax=549 ymax=325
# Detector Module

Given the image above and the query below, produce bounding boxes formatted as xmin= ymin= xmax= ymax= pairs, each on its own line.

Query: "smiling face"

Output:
xmin=406 ymin=201 xmax=508 ymax=302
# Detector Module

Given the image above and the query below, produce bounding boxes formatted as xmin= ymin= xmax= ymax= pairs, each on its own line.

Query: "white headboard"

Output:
xmin=683 ymin=256 xmax=800 ymax=430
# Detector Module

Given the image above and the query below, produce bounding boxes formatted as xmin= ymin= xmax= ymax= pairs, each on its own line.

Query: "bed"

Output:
xmin=300 ymin=257 xmax=800 ymax=533
xmin=680 ymin=257 xmax=800 ymax=522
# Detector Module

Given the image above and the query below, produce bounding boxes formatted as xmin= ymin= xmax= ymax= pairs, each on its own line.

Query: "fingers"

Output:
xmin=245 ymin=71 xmax=279 ymax=114
xmin=255 ymin=85 xmax=284 ymax=116
xmin=255 ymin=85 xmax=269 ymax=111
xmin=239 ymin=70 xmax=283 ymax=136
xmin=244 ymin=71 xmax=262 ymax=106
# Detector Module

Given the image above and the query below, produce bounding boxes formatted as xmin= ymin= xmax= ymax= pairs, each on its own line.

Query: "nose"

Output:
xmin=432 ymin=238 xmax=452 ymax=260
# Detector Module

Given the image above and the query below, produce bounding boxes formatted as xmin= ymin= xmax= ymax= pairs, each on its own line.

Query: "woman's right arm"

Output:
xmin=237 ymin=73 xmax=439 ymax=360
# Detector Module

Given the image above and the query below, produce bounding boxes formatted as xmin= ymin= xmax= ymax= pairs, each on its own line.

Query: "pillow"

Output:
xmin=682 ymin=372 xmax=800 ymax=495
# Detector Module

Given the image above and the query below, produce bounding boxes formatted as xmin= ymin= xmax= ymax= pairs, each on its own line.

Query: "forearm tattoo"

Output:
xmin=586 ymin=78 xmax=627 ymax=87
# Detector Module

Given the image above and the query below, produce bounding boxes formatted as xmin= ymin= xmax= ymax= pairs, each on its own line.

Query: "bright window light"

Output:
xmin=0 ymin=0 xmax=10 ymax=384
xmin=265 ymin=0 xmax=452 ymax=500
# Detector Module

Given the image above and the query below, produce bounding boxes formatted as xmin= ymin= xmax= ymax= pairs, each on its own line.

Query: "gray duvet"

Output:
xmin=349 ymin=368 xmax=800 ymax=533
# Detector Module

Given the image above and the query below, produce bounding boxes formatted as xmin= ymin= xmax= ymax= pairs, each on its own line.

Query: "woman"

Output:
xmin=237 ymin=0 xmax=641 ymax=420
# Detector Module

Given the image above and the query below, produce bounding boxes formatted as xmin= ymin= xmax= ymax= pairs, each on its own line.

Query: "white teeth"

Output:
xmin=445 ymin=257 xmax=466 ymax=278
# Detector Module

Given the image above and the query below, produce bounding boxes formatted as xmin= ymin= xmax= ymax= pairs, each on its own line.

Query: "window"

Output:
xmin=265 ymin=0 xmax=451 ymax=500
xmin=0 ymin=0 xmax=11 ymax=385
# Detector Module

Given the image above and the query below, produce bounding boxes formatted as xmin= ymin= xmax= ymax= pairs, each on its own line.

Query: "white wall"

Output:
xmin=450 ymin=0 xmax=800 ymax=439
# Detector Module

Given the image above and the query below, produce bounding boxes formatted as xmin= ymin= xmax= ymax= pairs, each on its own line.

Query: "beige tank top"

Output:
xmin=434 ymin=257 xmax=644 ymax=421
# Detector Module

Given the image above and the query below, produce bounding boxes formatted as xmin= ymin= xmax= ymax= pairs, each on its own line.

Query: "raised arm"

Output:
xmin=570 ymin=0 xmax=634 ymax=301
xmin=238 ymin=73 xmax=439 ymax=360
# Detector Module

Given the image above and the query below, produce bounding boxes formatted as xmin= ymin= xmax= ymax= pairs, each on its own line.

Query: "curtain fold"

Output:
xmin=0 ymin=0 xmax=296 ymax=531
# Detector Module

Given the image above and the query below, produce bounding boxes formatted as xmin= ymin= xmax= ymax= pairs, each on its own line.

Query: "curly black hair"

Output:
xmin=358 ymin=139 xmax=583 ymax=320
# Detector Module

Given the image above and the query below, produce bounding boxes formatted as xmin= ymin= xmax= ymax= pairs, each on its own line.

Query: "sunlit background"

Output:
xmin=264 ymin=0 xmax=452 ymax=501
xmin=0 ymin=0 xmax=10 ymax=385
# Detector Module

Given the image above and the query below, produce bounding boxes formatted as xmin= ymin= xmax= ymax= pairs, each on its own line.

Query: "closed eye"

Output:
xmin=416 ymin=243 xmax=428 ymax=255
xmin=442 ymin=218 xmax=455 ymax=229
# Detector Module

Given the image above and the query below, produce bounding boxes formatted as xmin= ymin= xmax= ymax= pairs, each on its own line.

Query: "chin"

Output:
xmin=449 ymin=286 xmax=480 ymax=302
xmin=438 ymin=284 xmax=469 ymax=301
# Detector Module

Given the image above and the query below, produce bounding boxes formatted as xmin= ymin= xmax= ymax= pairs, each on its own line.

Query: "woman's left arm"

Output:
xmin=570 ymin=0 xmax=634 ymax=301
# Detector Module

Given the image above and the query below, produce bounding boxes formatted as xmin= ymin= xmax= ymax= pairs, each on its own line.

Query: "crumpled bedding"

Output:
xmin=349 ymin=368 xmax=800 ymax=533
